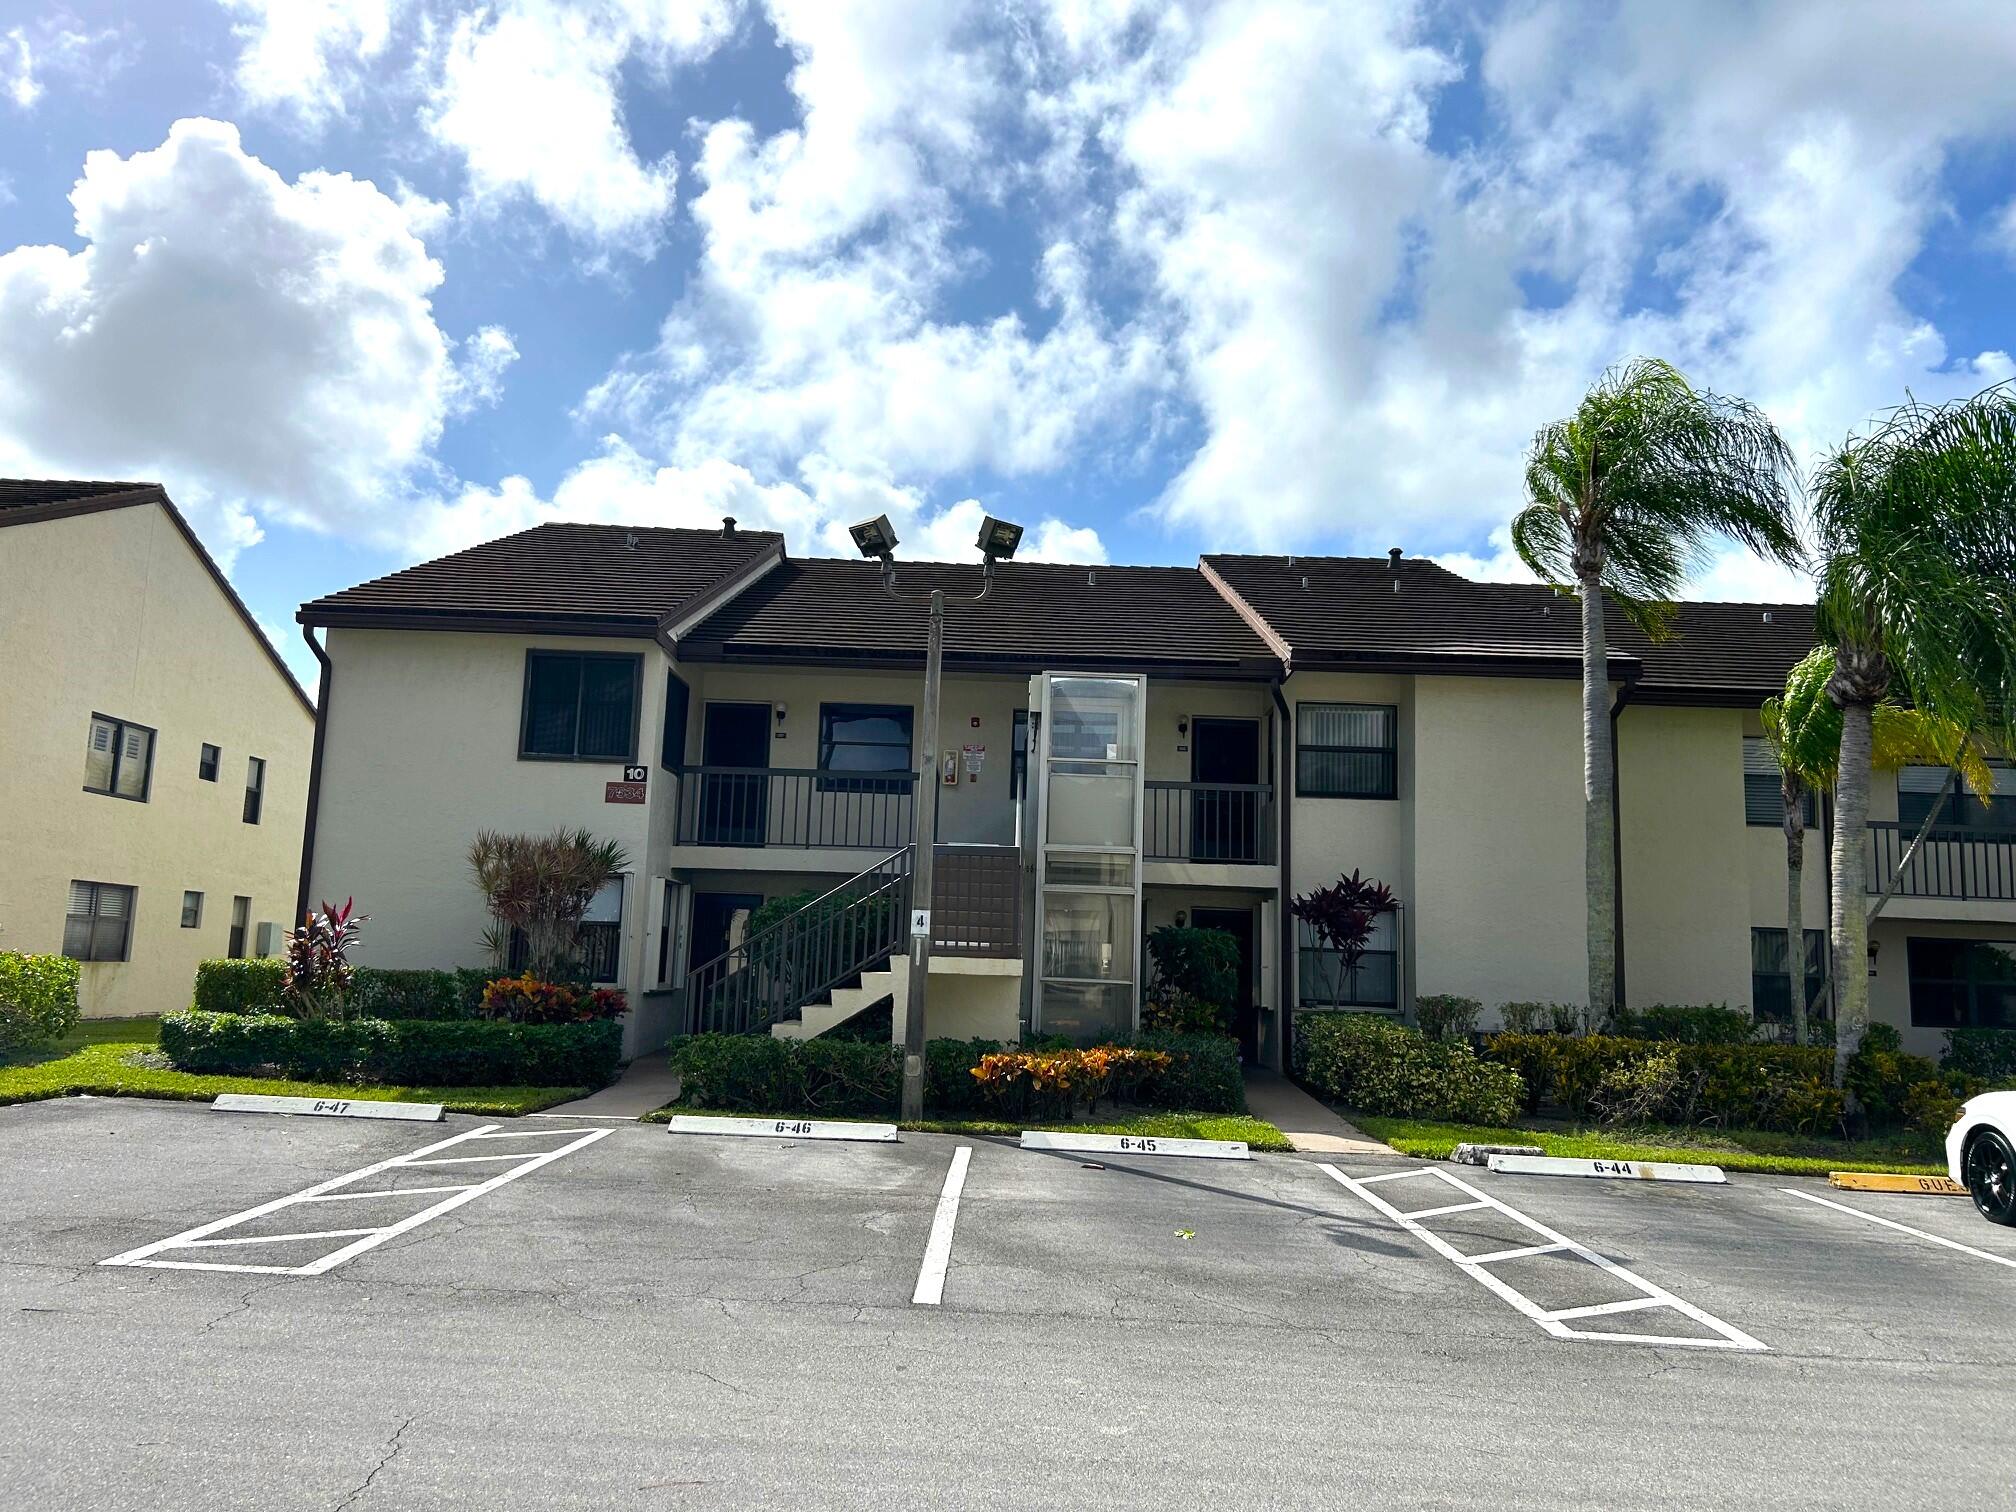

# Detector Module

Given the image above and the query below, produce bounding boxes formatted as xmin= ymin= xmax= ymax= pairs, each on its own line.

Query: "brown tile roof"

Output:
xmin=678 ymin=557 xmax=1278 ymax=674
xmin=299 ymin=521 xmax=784 ymax=632
xmin=0 ymin=478 xmax=314 ymax=712
xmin=1202 ymin=553 xmax=1814 ymax=702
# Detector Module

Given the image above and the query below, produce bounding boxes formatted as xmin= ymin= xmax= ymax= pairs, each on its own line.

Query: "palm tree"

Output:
xmin=1804 ymin=387 xmax=2016 ymax=1094
xmin=1513 ymin=358 xmax=1800 ymax=1018
xmin=1763 ymin=647 xmax=1992 ymax=1046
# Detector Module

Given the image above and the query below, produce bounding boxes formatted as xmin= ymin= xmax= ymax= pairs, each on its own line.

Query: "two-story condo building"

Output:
xmin=0 ymin=480 xmax=315 ymax=1017
xmin=297 ymin=521 xmax=2014 ymax=1066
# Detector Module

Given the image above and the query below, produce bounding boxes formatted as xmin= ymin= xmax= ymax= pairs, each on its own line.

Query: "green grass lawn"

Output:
xmin=645 ymin=1103 xmax=1294 ymax=1150
xmin=1349 ymin=1113 xmax=1947 ymax=1178
xmin=0 ymin=1023 xmax=586 ymax=1117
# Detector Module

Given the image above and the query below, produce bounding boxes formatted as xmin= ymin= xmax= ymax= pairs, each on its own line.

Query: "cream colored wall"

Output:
xmin=1739 ymin=710 xmax=1831 ymax=935
xmin=1617 ymin=706 xmax=1753 ymax=1009
xmin=0 ymin=504 xmax=313 ymax=1017
xmin=1411 ymin=675 xmax=1587 ymax=1014
xmin=1282 ymin=670 xmax=1413 ymax=902
xmin=1143 ymin=683 xmax=1273 ymax=783
xmin=922 ymin=965 xmax=1021 ymax=1041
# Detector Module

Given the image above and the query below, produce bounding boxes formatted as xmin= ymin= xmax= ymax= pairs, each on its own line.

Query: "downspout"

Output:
xmin=1607 ymin=673 xmax=1639 ymax=1016
xmin=294 ymin=624 xmax=333 ymax=927
xmin=1270 ymin=679 xmax=1294 ymax=1074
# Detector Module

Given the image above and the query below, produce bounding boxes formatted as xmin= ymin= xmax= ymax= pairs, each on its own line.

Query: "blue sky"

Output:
xmin=3 ymin=0 xmax=2014 ymax=693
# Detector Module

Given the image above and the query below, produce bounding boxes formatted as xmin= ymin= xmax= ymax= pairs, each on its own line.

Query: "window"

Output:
xmin=1900 ymin=763 xmax=2014 ymax=831
xmin=256 ymin=922 xmax=280 ymax=957
xmin=242 ymin=756 xmax=265 ymax=824
xmin=1298 ymin=913 xmax=1398 ymax=1008
xmin=818 ymin=703 xmax=913 ymax=792
xmin=1908 ymin=938 xmax=2016 ymax=1029
xmin=180 ymin=891 xmax=204 ymax=929
xmin=1051 ymin=706 xmax=1120 ymax=761
xmin=1744 ymin=738 xmax=1814 ymax=826
xmin=63 ymin=881 xmax=134 ymax=962
xmin=509 ymin=879 xmax=624 ymax=982
xmin=1297 ymin=704 xmax=1396 ymax=799
xmin=1751 ymin=927 xmax=1826 ymax=1023
xmin=657 ymin=882 xmax=677 ymax=985
xmin=661 ymin=672 xmax=691 ymax=771
xmin=228 ymin=896 xmax=250 ymax=959
xmin=520 ymin=650 xmax=642 ymax=761
xmin=198 ymin=743 xmax=220 ymax=782
xmin=83 ymin=714 xmax=154 ymax=801
xmin=1010 ymin=709 xmax=1030 ymax=800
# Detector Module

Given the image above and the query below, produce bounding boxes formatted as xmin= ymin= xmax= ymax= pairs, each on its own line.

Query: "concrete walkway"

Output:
xmin=1242 ymin=1068 xmax=1392 ymax=1155
xmin=544 ymin=1056 xmax=681 ymax=1119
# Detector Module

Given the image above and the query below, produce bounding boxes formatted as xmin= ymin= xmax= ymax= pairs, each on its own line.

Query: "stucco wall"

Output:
xmin=0 ymin=503 xmax=313 ymax=1017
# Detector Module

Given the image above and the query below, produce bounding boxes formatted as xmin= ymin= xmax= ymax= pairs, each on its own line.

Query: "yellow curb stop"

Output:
xmin=1827 ymin=1171 xmax=1967 ymax=1196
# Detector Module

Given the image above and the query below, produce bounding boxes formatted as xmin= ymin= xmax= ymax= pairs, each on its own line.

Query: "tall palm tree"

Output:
xmin=1806 ymin=386 xmax=2016 ymax=1094
xmin=1513 ymin=358 xmax=1800 ymax=1018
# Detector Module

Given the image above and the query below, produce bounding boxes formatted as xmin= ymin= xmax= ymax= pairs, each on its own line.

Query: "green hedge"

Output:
xmin=161 ymin=1010 xmax=621 ymax=1087
xmin=1607 ymin=1003 xmax=1756 ymax=1045
xmin=1944 ymin=1027 xmax=2016 ymax=1081
xmin=192 ymin=958 xmax=286 ymax=1014
xmin=1296 ymin=1014 xmax=1525 ymax=1124
xmin=1485 ymin=1033 xmax=1841 ymax=1132
xmin=0 ymin=951 xmax=82 ymax=1054
xmin=669 ymin=1031 xmax=1247 ymax=1118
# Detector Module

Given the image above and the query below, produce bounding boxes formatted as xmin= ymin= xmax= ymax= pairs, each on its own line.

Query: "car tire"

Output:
xmin=1964 ymin=1128 xmax=2016 ymax=1227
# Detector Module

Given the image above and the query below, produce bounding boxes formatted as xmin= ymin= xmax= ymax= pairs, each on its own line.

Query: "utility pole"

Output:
xmin=849 ymin=511 xmax=1023 ymax=1125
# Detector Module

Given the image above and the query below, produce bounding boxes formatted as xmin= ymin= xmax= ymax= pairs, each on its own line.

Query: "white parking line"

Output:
xmin=911 ymin=1145 xmax=973 ymax=1307
xmin=1323 ymin=1164 xmax=1767 ymax=1351
xmin=1780 ymin=1188 xmax=2016 ymax=1271
xmin=99 ymin=1123 xmax=609 ymax=1276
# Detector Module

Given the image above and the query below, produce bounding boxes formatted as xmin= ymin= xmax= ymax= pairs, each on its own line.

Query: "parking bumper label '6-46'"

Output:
xmin=666 ymin=1114 xmax=899 ymax=1143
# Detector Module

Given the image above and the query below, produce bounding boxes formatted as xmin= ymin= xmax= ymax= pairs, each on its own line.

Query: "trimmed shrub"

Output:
xmin=1610 ymin=1003 xmax=1756 ymax=1045
xmin=1485 ymin=1033 xmax=1842 ymax=1132
xmin=192 ymin=958 xmax=285 ymax=1015
xmin=1145 ymin=926 xmax=1241 ymax=1014
xmin=348 ymin=968 xmax=476 ymax=1021
xmin=477 ymin=973 xmax=627 ymax=1024
xmin=1843 ymin=1024 xmax=1938 ymax=1132
xmin=1943 ymin=1027 xmax=2016 ymax=1081
xmin=1132 ymin=1030 xmax=1244 ymax=1112
xmin=969 ymin=1046 xmax=1171 ymax=1120
xmin=1498 ymin=1001 xmax=1587 ymax=1036
xmin=1414 ymin=994 xmax=1481 ymax=1042
xmin=160 ymin=1010 xmax=621 ymax=1086
xmin=1591 ymin=1049 xmax=1683 ymax=1126
xmin=0 ymin=951 xmax=82 ymax=1053
xmin=1141 ymin=986 xmax=1230 ymax=1036
xmin=1297 ymin=1014 xmax=1525 ymax=1125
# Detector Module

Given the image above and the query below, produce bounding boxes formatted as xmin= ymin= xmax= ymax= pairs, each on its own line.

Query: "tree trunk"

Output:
xmin=1783 ymin=776 xmax=1807 ymax=1047
xmin=1830 ymin=699 xmax=1875 ymax=1094
xmin=1580 ymin=569 xmax=1617 ymax=1021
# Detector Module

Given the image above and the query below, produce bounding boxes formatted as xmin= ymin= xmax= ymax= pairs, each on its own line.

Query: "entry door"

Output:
xmin=1191 ymin=907 xmax=1258 ymax=1063
xmin=700 ymin=702 xmax=771 ymax=845
xmin=1190 ymin=718 xmax=1261 ymax=862
xmin=687 ymin=891 xmax=763 ymax=976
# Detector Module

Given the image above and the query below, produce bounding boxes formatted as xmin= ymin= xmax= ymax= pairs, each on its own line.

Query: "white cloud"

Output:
xmin=3 ymin=16 xmax=130 ymax=110
xmin=0 ymin=118 xmax=477 ymax=564
xmin=450 ymin=324 xmax=520 ymax=412
xmin=219 ymin=0 xmax=405 ymax=125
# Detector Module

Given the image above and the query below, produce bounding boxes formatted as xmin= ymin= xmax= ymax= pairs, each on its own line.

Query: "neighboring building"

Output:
xmin=298 ymin=522 xmax=2015 ymax=1066
xmin=0 ymin=481 xmax=316 ymax=1018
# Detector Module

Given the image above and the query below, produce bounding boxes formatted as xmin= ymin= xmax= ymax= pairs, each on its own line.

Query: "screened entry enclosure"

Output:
xmin=1032 ymin=674 xmax=1146 ymax=1041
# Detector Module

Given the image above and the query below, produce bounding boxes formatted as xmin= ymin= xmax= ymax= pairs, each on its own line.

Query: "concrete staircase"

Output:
xmin=771 ymin=955 xmax=908 ymax=1041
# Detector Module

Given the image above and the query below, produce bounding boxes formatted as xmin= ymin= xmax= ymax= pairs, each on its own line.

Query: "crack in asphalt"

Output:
xmin=333 ymin=1415 xmax=415 ymax=1512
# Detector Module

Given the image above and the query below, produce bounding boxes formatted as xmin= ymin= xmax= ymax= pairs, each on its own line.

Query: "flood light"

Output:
xmin=849 ymin=514 xmax=899 ymax=559
xmin=976 ymin=515 xmax=1024 ymax=560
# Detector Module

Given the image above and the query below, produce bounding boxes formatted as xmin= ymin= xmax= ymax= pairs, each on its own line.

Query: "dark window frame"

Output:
xmin=228 ymin=895 xmax=251 ymax=960
xmin=1010 ymin=709 xmax=1030 ymax=800
xmin=661 ymin=670 xmax=691 ymax=773
xmin=1743 ymin=738 xmax=1815 ymax=827
xmin=1750 ymin=926 xmax=1827 ymax=1024
xmin=1295 ymin=915 xmax=1399 ymax=1008
xmin=242 ymin=755 xmax=266 ymax=825
xmin=518 ymin=650 xmax=644 ymax=764
xmin=1898 ymin=762 xmax=2015 ymax=832
xmin=63 ymin=880 xmax=136 ymax=962
xmin=198 ymin=743 xmax=221 ymax=782
xmin=817 ymin=702 xmax=915 ymax=794
xmin=180 ymin=891 xmax=204 ymax=929
xmin=1907 ymin=936 xmax=2016 ymax=1030
xmin=83 ymin=713 xmax=156 ymax=803
xmin=1296 ymin=702 xmax=1398 ymax=800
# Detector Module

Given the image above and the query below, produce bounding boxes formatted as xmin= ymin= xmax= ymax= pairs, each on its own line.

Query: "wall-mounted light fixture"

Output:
xmin=1177 ymin=717 xmax=1189 ymax=737
xmin=1867 ymin=940 xmax=1881 ymax=976
xmin=774 ymin=703 xmax=788 ymax=723
xmin=1174 ymin=910 xmax=1188 ymax=927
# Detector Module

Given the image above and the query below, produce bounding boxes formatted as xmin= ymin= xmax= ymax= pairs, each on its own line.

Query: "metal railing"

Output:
xmin=1868 ymin=821 xmax=2016 ymax=902
xmin=683 ymin=847 xmax=914 ymax=1036
xmin=1144 ymin=781 xmax=1276 ymax=864
xmin=672 ymin=766 xmax=917 ymax=850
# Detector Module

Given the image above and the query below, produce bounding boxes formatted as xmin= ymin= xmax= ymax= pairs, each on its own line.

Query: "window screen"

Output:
xmin=181 ymin=891 xmax=204 ymax=929
xmin=521 ymin=651 xmax=640 ymax=761
xmin=63 ymin=881 xmax=134 ymax=962
xmin=1297 ymin=704 xmax=1396 ymax=798
xmin=1744 ymin=738 xmax=1814 ymax=826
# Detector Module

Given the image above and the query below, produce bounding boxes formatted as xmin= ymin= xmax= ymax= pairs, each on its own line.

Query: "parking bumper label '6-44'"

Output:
xmin=1485 ymin=1153 xmax=1726 ymax=1184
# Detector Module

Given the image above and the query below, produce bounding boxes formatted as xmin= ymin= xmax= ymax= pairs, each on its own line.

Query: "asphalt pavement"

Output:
xmin=1 ymin=1094 xmax=2008 ymax=1510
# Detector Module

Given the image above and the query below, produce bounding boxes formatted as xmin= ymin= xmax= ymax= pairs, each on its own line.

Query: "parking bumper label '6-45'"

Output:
xmin=1018 ymin=1130 xmax=1250 ymax=1161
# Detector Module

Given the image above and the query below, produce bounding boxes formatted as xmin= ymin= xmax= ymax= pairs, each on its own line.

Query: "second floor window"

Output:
xmin=84 ymin=714 xmax=154 ymax=801
xmin=520 ymin=650 xmax=641 ymax=761
xmin=1900 ymin=762 xmax=2014 ymax=830
xmin=243 ymin=756 xmax=266 ymax=824
xmin=228 ymin=896 xmax=250 ymax=959
xmin=818 ymin=703 xmax=913 ymax=791
xmin=1743 ymin=737 xmax=1815 ymax=826
xmin=64 ymin=880 xmax=135 ymax=962
xmin=198 ymin=743 xmax=220 ymax=781
xmin=1297 ymin=703 xmax=1396 ymax=799
xmin=181 ymin=891 xmax=204 ymax=928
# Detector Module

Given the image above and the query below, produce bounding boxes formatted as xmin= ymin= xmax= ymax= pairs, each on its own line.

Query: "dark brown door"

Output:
xmin=700 ymin=703 xmax=770 ymax=844
xmin=1190 ymin=718 xmax=1261 ymax=861
xmin=1191 ymin=906 xmax=1258 ymax=1063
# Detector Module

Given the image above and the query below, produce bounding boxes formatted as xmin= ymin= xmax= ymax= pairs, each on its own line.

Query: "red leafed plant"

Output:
xmin=282 ymin=898 xmax=369 ymax=1021
xmin=478 ymin=974 xmax=628 ymax=1024
xmin=1290 ymin=871 xmax=1395 ymax=1004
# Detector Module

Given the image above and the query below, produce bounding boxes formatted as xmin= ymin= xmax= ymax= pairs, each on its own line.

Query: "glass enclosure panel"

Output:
xmin=1045 ymin=767 xmax=1136 ymax=848
xmin=1047 ymin=677 xmax=1141 ymax=763
xmin=1044 ymin=853 xmax=1135 ymax=888
xmin=1038 ymin=982 xmax=1135 ymax=1044
xmin=1040 ymin=892 xmax=1135 ymax=982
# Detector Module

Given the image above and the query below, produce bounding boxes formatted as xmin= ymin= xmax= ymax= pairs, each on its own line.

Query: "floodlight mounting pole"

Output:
xmin=881 ymin=552 xmax=997 ymax=1121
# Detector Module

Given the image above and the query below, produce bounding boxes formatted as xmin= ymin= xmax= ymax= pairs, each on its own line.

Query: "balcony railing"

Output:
xmin=672 ymin=766 xmax=916 ymax=851
xmin=1144 ymin=781 xmax=1276 ymax=865
xmin=1868 ymin=821 xmax=2016 ymax=902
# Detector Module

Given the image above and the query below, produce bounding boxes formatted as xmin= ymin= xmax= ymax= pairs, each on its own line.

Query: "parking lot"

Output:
xmin=3 ymin=1095 xmax=2011 ymax=1510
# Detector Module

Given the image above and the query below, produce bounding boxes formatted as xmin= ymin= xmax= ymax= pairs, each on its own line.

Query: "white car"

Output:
xmin=1948 ymin=1091 xmax=2016 ymax=1226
